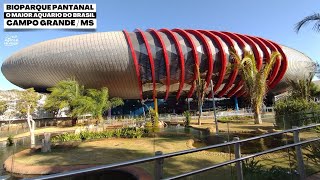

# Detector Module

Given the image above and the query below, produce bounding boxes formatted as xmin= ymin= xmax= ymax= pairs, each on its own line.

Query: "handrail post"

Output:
xmin=155 ymin=151 xmax=164 ymax=180
xmin=292 ymin=126 xmax=306 ymax=180
xmin=233 ymin=137 xmax=243 ymax=180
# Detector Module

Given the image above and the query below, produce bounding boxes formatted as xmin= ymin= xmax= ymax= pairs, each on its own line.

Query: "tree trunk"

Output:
xmin=198 ymin=104 xmax=202 ymax=125
xmin=71 ymin=117 xmax=77 ymax=126
xmin=30 ymin=128 xmax=35 ymax=148
xmin=254 ymin=107 xmax=262 ymax=124
xmin=27 ymin=105 xmax=36 ymax=148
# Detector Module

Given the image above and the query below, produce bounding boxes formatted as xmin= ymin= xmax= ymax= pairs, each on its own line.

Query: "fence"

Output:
xmin=28 ymin=123 xmax=320 ymax=180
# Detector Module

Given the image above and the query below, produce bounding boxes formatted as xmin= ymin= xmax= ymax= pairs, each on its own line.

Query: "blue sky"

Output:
xmin=1 ymin=0 xmax=320 ymax=90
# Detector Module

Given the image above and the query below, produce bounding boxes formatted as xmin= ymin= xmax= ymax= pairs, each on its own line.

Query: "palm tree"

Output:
xmin=295 ymin=13 xmax=320 ymax=33
xmin=288 ymin=73 xmax=320 ymax=101
xmin=230 ymin=48 xmax=281 ymax=124
xmin=85 ymin=88 xmax=124 ymax=122
xmin=45 ymin=80 xmax=124 ymax=124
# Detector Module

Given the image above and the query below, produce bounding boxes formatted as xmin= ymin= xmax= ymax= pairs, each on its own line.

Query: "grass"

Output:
xmin=14 ymin=134 xmax=232 ymax=178
xmin=9 ymin=120 xmax=320 ymax=179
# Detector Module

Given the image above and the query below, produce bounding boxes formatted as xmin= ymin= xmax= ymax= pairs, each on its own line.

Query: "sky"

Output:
xmin=0 ymin=0 xmax=320 ymax=90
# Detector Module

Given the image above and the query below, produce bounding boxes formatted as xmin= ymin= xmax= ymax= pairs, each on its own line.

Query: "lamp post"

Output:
xmin=211 ymin=80 xmax=219 ymax=134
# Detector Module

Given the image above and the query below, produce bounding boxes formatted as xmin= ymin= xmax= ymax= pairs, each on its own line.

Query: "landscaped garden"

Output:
xmin=3 ymin=118 xmax=319 ymax=179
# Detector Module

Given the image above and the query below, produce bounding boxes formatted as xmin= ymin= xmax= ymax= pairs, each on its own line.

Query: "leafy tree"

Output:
xmin=295 ymin=13 xmax=320 ymax=33
xmin=45 ymin=79 xmax=84 ymax=125
xmin=16 ymin=88 xmax=40 ymax=148
xmin=0 ymin=101 xmax=7 ymax=115
xmin=230 ymin=48 xmax=281 ymax=124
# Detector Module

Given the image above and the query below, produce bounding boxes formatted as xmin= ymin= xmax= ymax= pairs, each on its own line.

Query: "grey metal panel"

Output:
xmin=1 ymin=31 xmax=139 ymax=99
xmin=1 ymin=30 xmax=316 ymax=99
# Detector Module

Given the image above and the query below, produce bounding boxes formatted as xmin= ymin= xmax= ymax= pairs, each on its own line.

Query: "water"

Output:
xmin=0 ymin=135 xmax=44 ymax=179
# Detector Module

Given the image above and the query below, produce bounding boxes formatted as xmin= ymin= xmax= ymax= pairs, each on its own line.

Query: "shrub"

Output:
xmin=51 ymin=133 xmax=81 ymax=143
xmin=114 ymin=129 xmax=122 ymax=138
xmin=183 ymin=111 xmax=191 ymax=126
xmin=305 ymin=141 xmax=320 ymax=165
xmin=51 ymin=127 xmax=145 ymax=143
xmin=7 ymin=135 xmax=14 ymax=146
xmin=274 ymin=98 xmax=320 ymax=128
xmin=218 ymin=115 xmax=253 ymax=123
xmin=243 ymin=159 xmax=293 ymax=180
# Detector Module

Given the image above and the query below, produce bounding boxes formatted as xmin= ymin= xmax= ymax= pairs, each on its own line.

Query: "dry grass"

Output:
xmin=14 ymin=135 xmax=232 ymax=178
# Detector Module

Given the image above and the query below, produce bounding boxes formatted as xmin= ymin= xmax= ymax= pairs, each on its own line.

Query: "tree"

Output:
xmin=45 ymin=80 xmax=124 ymax=124
xmin=195 ymin=64 xmax=206 ymax=125
xmin=288 ymin=73 xmax=320 ymax=101
xmin=16 ymin=88 xmax=40 ymax=148
xmin=0 ymin=101 xmax=7 ymax=115
xmin=45 ymin=79 xmax=84 ymax=125
xmin=79 ymin=88 xmax=124 ymax=123
xmin=295 ymin=13 xmax=320 ymax=33
xmin=230 ymin=48 xmax=281 ymax=124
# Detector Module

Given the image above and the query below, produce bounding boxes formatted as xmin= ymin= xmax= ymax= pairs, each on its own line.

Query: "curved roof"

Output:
xmin=1 ymin=29 xmax=316 ymax=99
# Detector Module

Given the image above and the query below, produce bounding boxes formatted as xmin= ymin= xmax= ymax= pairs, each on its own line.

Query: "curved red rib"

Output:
xmin=172 ymin=28 xmax=199 ymax=98
xmin=210 ymin=31 xmax=238 ymax=97
xmin=268 ymin=41 xmax=288 ymax=89
xmin=222 ymin=31 xmax=247 ymax=98
xmin=136 ymin=29 xmax=157 ymax=99
xmin=199 ymin=30 xmax=227 ymax=95
xmin=186 ymin=29 xmax=214 ymax=91
xmin=123 ymin=30 xmax=143 ymax=100
xmin=159 ymin=28 xmax=185 ymax=100
xmin=256 ymin=37 xmax=281 ymax=86
xmin=147 ymin=28 xmax=171 ymax=100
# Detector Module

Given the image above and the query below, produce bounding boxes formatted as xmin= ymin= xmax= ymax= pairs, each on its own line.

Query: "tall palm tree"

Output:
xmin=295 ymin=13 xmax=320 ymax=33
xmin=230 ymin=48 xmax=281 ymax=124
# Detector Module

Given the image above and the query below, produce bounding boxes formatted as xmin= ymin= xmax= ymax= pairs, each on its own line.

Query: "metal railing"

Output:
xmin=27 ymin=123 xmax=320 ymax=180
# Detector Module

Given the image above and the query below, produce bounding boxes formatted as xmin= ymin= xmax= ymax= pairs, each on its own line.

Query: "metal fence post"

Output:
xmin=233 ymin=137 xmax=243 ymax=180
xmin=292 ymin=126 xmax=306 ymax=180
xmin=155 ymin=151 xmax=164 ymax=180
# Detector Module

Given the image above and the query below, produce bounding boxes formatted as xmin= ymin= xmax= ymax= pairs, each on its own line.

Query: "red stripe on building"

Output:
xmin=210 ymin=31 xmax=238 ymax=97
xmin=147 ymin=28 xmax=171 ymax=100
xmin=123 ymin=30 xmax=143 ymax=100
xmin=268 ymin=41 xmax=288 ymax=89
xmin=235 ymin=33 xmax=262 ymax=70
xmin=172 ymin=28 xmax=199 ymax=98
xmin=186 ymin=29 xmax=213 ymax=91
xmin=246 ymin=35 xmax=270 ymax=61
xmin=199 ymin=30 xmax=227 ymax=95
xmin=136 ymin=29 xmax=157 ymax=99
xmin=159 ymin=28 xmax=185 ymax=100
xmin=257 ymin=37 xmax=281 ymax=86
xmin=222 ymin=32 xmax=247 ymax=98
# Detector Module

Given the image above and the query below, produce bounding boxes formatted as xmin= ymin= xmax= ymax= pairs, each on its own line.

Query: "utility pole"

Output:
xmin=211 ymin=80 xmax=219 ymax=134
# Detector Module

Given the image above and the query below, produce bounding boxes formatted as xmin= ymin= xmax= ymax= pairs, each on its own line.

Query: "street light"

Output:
xmin=211 ymin=80 xmax=219 ymax=135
